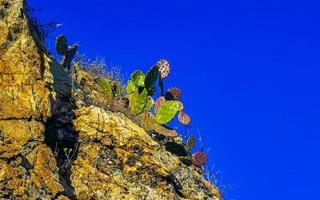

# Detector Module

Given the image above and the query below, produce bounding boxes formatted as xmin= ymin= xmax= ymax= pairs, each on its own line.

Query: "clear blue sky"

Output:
xmin=28 ymin=0 xmax=320 ymax=199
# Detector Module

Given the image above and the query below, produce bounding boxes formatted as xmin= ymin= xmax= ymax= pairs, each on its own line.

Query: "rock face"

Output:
xmin=0 ymin=0 xmax=222 ymax=199
xmin=0 ymin=0 xmax=64 ymax=199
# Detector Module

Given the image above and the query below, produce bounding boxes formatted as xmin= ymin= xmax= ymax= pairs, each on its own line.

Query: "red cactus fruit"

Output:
xmin=192 ymin=151 xmax=208 ymax=167
xmin=178 ymin=111 xmax=191 ymax=126
xmin=168 ymin=87 xmax=182 ymax=100
xmin=154 ymin=96 xmax=166 ymax=113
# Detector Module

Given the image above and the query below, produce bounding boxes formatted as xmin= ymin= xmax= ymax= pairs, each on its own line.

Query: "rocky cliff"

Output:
xmin=0 ymin=0 xmax=221 ymax=199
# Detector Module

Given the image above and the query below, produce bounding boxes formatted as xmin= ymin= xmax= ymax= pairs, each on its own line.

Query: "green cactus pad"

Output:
xmin=126 ymin=80 xmax=136 ymax=94
xmin=99 ymin=79 xmax=113 ymax=102
xmin=145 ymin=96 xmax=154 ymax=111
xmin=155 ymin=101 xmax=181 ymax=125
xmin=111 ymin=81 xmax=122 ymax=97
xmin=55 ymin=34 xmax=68 ymax=55
xmin=145 ymin=65 xmax=159 ymax=96
xmin=129 ymin=88 xmax=148 ymax=115
xmin=131 ymin=70 xmax=145 ymax=87
xmin=165 ymin=142 xmax=189 ymax=157
xmin=179 ymin=156 xmax=193 ymax=166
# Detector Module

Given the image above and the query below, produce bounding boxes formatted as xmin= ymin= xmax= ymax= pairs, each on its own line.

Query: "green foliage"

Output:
xmin=99 ymin=79 xmax=113 ymax=102
xmin=114 ymin=82 xmax=122 ymax=97
xmin=125 ymin=59 xmax=191 ymax=129
xmin=126 ymin=80 xmax=136 ymax=94
xmin=145 ymin=96 xmax=154 ymax=111
xmin=131 ymin=70 xmax=145 ymax=87
xmin=155 ymin=101 xmax=181 ymax=125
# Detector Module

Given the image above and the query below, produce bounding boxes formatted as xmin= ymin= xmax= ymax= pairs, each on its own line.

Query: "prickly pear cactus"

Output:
xmin=55 ymin=34 xmax=68 ymax=55
xmin=126 ymin=80 xmax=136 ymax=94
xmin=55 ymin=34 xmax=78 ymax=72
xmin=179 ymin=156 xmax=193 ymax=166
xmin=165 ymin=142 xmax=189 ymax=157
xmin=128 ymin=88 xmax=148 ymax=115
xmin=131 ymin=70 xmax=145 ymax=87
xmin=145 ymin=65 xmax=159 ymax=96
xmin=193 ymin=151 xmax=208 ymax=167
xmin=99 ymin=79 xmax=113 ymax=103
xmin=166 ymin=87 xmax=182 ymax=101
xmin=155 ymin=101 xmax=181 ymax=125
xmin=145 ymin=96 xmax=154 ymax=111
xmin=178 ymin=111 xmax=191 ymax=126
xmin=62 ymin=44 xmax=78 ymax=71
xmin=154 ymin=96 xmax=166 ymax=113
xmin=114 ymin=82 xmax=122 ymax=97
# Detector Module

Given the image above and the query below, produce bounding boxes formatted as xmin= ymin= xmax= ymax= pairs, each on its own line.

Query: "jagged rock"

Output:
xmin=0 ymin=0 xmax=222 ymax=199
xmin=70 ymin=106 xmax=221 ymax=199
xmin=0 ymin=0 xmax=63 ymax=198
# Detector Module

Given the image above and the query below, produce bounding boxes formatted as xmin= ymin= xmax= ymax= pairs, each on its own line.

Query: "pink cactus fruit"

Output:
xmin=156 ymin=59 xmax=170 ymax=79
xmin=192 ymin=151 xmax=208 ymax=167
xmin=178 ymin=111 xmax=191 ymax=126
xmin=154 ymin=96 xmax=166 ymax=113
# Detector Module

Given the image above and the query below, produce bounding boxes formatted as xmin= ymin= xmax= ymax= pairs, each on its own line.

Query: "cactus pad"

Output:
xmin=55 ymin=34 xmax=68 ymax=55
xmin=99 ymin=79 xmax=113 ymax=102
xmin=154 ymin=96 xmax=166 ymax=113
xmin=126 ymin=80 xmax=136 ymax=94
xmin=145 ymin=96 xmax=155 ymax=111
xmin=155 ymin=101 xmax=181 ymax=125
xmin=129 ymin=88 xmax=148 ymax=115
xmin=165 ymin=142 xmax=189 ymax=156
xmin=145 ymin=65 xmax=159 ymax=96
xmin=131 ymin=70 xmax=145 ymax=87
xmin=179 ymin=157 xmax=193 ymax=166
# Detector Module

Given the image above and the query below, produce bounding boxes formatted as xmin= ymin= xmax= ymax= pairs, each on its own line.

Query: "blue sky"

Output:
xmin=28 ymin=0 xmax=320 ymax=199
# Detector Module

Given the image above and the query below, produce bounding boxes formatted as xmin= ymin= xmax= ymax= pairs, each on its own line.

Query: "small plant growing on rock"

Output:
xmin=55 ymin=34 xmax=78 ymax=73
xmin=186 ymin=135 xmax=195 ymax=150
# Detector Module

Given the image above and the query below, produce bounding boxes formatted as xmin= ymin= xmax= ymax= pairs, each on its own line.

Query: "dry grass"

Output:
xmin=73 ymin=54 xmax=125 ymax=84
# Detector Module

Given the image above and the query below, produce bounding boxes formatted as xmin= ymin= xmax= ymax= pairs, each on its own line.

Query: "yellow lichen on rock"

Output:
xmin=70 ymin=106 xmax=221 ymax=199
